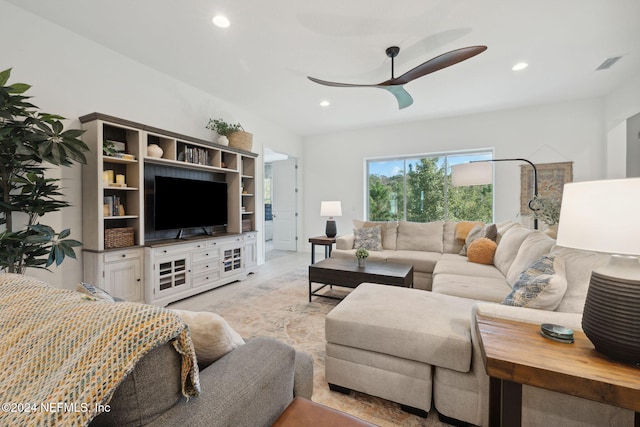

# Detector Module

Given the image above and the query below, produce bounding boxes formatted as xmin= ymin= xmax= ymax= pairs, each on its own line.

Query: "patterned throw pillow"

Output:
xmin=76 ymin=282 xmax=115 ymax=302
xmin=502 ymin=255 xmax=567 ymax=310
xmin=353 ymin=225 xmax=383 ymax=251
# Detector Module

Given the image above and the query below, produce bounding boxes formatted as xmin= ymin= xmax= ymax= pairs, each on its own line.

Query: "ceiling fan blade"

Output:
xmin=381 ymin=85 xmax=413 ymax=109
xmin=307 ymin=76 xmax=376 ymax=88
xmin=389 ymin=45 xmax=487 ymax=85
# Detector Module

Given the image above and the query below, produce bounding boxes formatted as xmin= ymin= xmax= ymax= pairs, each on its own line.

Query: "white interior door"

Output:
xmin=272 ymin=158 xmax=297 ymax=251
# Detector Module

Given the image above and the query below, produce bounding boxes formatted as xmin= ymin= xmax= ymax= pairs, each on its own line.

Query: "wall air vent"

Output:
xmin=596 ymin=56 xmax=623 ymax=71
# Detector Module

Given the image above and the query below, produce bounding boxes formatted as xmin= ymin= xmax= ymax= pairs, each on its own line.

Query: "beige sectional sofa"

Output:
xmin=327 ymin=220 xmax=634 ymax=426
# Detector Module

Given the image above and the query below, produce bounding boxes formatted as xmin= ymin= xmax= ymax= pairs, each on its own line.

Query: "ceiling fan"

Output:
xmin=308 ymin=45 xmax=487 ymax=109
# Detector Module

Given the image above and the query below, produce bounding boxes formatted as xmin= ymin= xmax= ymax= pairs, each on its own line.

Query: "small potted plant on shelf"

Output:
xmin=355 ymin=248 xmax=369 ymax=268
xmin=206 ymin=118 xmax=253 ymax=151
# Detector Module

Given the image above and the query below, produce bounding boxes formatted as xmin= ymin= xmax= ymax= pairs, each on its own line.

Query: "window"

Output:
xmin=366 ymin=151 xmax=493 ymax=223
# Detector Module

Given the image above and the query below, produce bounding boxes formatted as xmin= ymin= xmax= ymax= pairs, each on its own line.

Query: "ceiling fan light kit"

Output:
xmin=308 ymin=45 xmax=487 ymax=109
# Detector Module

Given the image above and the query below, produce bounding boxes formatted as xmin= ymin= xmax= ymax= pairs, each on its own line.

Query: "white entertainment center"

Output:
xmin=80 ymin=113 xmax=258 ymax=306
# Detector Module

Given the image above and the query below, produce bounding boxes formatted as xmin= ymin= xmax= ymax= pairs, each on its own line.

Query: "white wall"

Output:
xmin=604 ymin=73 xmax=640 ymax=132
xmin=604 ymin=75 xmax=640 ymax=179
xmin=0 ymin=1 xmax=303 ymax=288
xmin=303 ymin=98 xmax=606 ymax=242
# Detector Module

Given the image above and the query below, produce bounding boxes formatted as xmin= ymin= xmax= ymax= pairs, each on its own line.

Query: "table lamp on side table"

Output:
xmin=556 ymin=178 xmax=640 ymax=365
xmin=320 ymin=201 xmax=342 ymax=238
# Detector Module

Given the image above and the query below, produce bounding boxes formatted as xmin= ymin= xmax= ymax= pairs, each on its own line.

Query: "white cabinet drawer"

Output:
xmin=192 ymin=249 xmax=219 ymax=264
xmin=153 ymin=242 xmax=197 ymax=256
xmin=191 ymin=260 xmax=219 ymax=275
xmin=104 ymin=248 xmax=142 ymax=263
xmin=192 ymin=271 xmax=220 ymax=288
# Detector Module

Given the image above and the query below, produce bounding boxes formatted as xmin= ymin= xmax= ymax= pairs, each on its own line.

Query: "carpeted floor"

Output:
xmin=178 ymin=266 xmax=451 ymax=427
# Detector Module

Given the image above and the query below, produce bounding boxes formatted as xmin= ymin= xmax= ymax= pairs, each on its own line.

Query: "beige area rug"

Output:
xmin=195 ymin=267 xmax=451 ymax=427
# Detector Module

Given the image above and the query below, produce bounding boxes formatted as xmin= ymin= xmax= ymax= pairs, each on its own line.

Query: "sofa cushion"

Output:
xmin=385 ymin=250 xmax=441 ymax=273
xmin=397 ymin=221 xmax=444 ymax=252
xmin=353 ymin=225 xmax=383 ymax=251
xmin=495 ymin=219 xmax=519 ymax=244
xmin=170 ymin=309 xmax=245 ymax=365
xmin=434 ymin=257 xmax=505 ymax=279
xmin=467 ymin=238 xmax=497 ymax=265
xmin=502 ymin=255 xmax=567 ymax=310
xmin=549 ymin=245 xmax=610 ymax=313
xmin=506 ymin=231 xmax=556 ymax=286
xmin=443 ymin=222 xmax=465 ymax=254
xmin=432 ymin=274 xmax=510 ymax=302
xmin=493 ymin=225 xmax=533 ymax=277
xmin=91 ymin=343 xmax=183 ymax=426
xmin=325 ymin=283 xmax=476 ymax=373
xmin=353 ymin=220 xmax=398 ymax=250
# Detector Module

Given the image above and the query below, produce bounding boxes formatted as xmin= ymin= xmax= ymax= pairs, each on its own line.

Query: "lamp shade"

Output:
xmin=320 ymin=201 xmax=342 ymax=217
xmin=451 ymin=162 xmax=492 ymax=187
xmin=556 ymin=178 xmax=640 ymax=256
xmin=557 ymin=178 xmax=640 ymax=365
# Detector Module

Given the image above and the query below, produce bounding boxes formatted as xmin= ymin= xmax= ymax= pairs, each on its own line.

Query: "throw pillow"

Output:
xmin=454 ymin=221 xmax=484 ymax=243
xmin=76 ymin=282 xmax=115 ymax=302
xmin=483 ymin=223 xmax=498 ymax=242
xmin=467 ymin=237 xmax=498 ymax=265
xmin=353 ymin=219 xmax=398 ymax=249
xmin=353 ymin=225 xmax=383 ymax=251
xmin=502 ymin=255 xmax=567 ymax=311
xmin=170 ymin=309 xmax=245 ymax=366
xmin=459 ymin=224 xmax=483 ymax=256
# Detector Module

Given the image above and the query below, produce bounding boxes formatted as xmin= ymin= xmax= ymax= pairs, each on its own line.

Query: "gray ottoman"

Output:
xmin=324 ymin=283 xmax=477 ymax=417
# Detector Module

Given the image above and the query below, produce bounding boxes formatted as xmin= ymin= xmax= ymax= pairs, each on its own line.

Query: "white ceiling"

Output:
xmin=9 ymin=0 xmax=640 ymax=136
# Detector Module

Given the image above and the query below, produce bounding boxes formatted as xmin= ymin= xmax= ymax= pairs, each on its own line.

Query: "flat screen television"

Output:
xmin=154 ymin=175 xmax=227 ymax=231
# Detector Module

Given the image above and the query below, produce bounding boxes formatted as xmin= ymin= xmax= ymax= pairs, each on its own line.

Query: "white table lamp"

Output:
xmin=556 ymin=178 xmax=640 ymax=364
xmin=320 ymin=201 xmax=342 ymax=238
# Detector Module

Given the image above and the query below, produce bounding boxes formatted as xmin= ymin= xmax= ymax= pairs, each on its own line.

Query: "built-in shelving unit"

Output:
xmin=80 ymin=113 xmax=259 ymax=305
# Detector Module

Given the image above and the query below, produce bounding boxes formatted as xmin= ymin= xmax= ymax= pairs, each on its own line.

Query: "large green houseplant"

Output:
xmin=0 ymin=68 xmax=89 ymax=273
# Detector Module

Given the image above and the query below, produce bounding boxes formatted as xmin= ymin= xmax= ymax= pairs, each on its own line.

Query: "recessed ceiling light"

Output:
xmin=319 ymin=100 xmax=331 ymax=107
xmin=512 ymin=62 xmax=528 ymax=71
xmin=212 ymin=14 xmax=230 ymax=28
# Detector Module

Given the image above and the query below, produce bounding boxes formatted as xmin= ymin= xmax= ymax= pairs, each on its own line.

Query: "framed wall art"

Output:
xmin=520 ymin=161 xmax=573 ymax=215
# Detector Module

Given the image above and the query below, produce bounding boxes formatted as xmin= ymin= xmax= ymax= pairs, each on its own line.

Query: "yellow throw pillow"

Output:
xmin=467 ymin=237 xmax=498 ymax=265
xmin=454 ymin=221 xmax=484 ymax=243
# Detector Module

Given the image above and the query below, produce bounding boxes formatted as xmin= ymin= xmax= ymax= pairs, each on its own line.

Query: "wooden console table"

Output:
xmin=476 ymin=314 xmax=640 ymax=427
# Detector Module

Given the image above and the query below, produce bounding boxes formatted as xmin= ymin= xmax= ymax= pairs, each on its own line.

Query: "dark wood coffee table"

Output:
xmin=308 ymin=257 xmax=413 ymax=302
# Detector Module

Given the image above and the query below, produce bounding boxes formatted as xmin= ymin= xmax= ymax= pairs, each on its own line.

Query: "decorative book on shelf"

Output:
xmin=178 ymin=144 xmax=210 ymax=166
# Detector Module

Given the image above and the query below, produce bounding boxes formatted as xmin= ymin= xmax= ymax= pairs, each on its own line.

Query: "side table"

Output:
xmin=476 ymin=314 xmax=640 ymax=427
xmin=308 ymin=236 xmax=336 ymax=264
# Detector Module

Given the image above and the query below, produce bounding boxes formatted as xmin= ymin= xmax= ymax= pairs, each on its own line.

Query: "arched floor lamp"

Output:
xmin=451 ymin=158 xmax=539 ymax=229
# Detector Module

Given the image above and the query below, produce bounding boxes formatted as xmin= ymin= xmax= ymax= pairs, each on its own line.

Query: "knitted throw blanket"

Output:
xmin=0 ymin=273 xmax=200 ymax=427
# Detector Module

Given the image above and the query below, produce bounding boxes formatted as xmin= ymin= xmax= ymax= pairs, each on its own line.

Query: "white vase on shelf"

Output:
xmin=218 ymin=135 xmax=229 ymax=146
xmin=147 ymin=144 xmax=163 ymax=158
